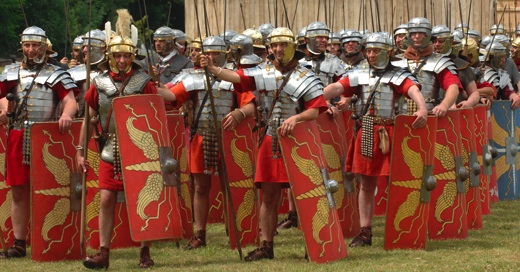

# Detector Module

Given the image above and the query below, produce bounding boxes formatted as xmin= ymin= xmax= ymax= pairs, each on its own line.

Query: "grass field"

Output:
xmin=1 ymin=199 xmax=519 ymax=271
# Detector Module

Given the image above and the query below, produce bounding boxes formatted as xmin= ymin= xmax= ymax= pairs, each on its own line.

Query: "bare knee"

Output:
xmin=359 ymin=175 xmax=379 ymax=192
xmin=11 ymin=185 xmax=30 ymax=203
xmin=261 ymin=183 xmax=282 ymax=208
xmin=193 ymin=175 xmax=211 ymax=196
xmin=99 ymin=190 xmax=117 ymax=211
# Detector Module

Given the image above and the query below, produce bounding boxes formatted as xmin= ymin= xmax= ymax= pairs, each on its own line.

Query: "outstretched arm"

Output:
xmin=200 ymin=55 xmax=242 ymax=83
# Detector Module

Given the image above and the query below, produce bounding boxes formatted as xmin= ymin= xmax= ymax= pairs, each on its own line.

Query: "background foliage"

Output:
xmin=0 ymin=0 xmax=185 ymax=60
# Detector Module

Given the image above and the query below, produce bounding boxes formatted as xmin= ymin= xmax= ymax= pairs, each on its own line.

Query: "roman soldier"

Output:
xmin=158 ymin=35 xmax=255 ymax=250
xmin=146 ymin=26 xmax=193 ymax=84
xmin=0 ymin=25 xmax=78 ymax=258
xmin=77 ymin=9 xmax=158 ymax=269
xmin=323 ymin=32 xmax=428 ymax=247
xmin=200 ymin=27 xmax=328 ymax=261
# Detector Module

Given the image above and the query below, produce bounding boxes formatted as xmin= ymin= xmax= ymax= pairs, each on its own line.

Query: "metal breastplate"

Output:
xmin=158 ymin=54 xmax=193 ymax=83
xmin=348 ymin=63 xmax=401 ymax=118
xmin=263 ymin=90 xmax=300 ymax=136
xmin=408 ymin=62 xmax=438 ymax=111
xmin=95 ymin=71 xmax=151 ymax=163
xmin=194 ymin=80 xmax=235 ymax=131
xmin=12 ymin=65 xmax=75 ymax=125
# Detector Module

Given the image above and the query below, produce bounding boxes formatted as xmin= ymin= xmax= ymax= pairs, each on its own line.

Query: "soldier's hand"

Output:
xmin=431 ymin=104 xmax=448 ymax=117
xmin=152 ymin=66 xmax=159 ymax=78
xmin=76 ymin=151 xmax=89 ymax=173
xmin=58 ymin=115 xmax=72 ymax=134
xmin=412 ymin=109 xmax=427 ymax=129
xmin=510 ymin=93 xmax=520 ymax=109
xmin=200 ymin=55 xmax=210 ymax=68
xmin=457 ymin=100 xmax=472 ymax=108
xmin=69 ymin=59 xmax=79 ymax=69
xmin=0 ymin=110 xmax=6 ymax=125
xmin=326 ymin=105 xmax=339 ymax=119
xmin=280 ymin=115 xmax=298 ymax=136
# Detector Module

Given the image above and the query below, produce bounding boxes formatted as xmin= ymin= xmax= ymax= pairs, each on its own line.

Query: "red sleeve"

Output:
xmin=390 ymin=77 xmax=417 ymax=99
xmin=501 ymin=86 xmax=515 ymax=100
xmin=0 ymin=80 xmax=17 ymax=98
xmin=305 ymin=95 xmax=328 ymax=114
xmin=142 ymin=81 xmax=158 ymax=94
xmin=436 ymin=69 xmax=463 ymax=93
xmin=236 ymin=91 xmax=255 ymax=107
xmin=337 ymin=77 xmax=356 ymax=97
xmin=237 ymin=70 xmax=256 ymax=92
xmin=169 ymin=81 xmax=191 ymax=106
xmin=52 ymin=82 xmax=79 ymax=100
xmin=84 ymin=83 xmax=99 ymax=111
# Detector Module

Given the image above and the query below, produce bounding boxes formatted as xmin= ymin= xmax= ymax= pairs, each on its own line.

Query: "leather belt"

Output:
xmin=372 ymin=117 xmax=394 ymax=125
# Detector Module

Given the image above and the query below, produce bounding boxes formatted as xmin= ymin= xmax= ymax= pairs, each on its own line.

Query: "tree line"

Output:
xmin=0 ymin=0 xmax=185 ymax=60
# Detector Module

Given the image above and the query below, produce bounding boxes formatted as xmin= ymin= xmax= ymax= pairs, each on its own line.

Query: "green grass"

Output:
xmin=2 ymin=200 xmax=520 ymax=271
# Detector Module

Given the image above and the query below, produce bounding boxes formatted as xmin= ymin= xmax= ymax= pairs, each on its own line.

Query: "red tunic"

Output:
xmin=0 ymin=78 xmax=74 ymax=186
xmin=238 ymin=70 xmax=328 ymax=186
xmin=84 ymin=69 xmax=158 ymax=191
xmin=168 ymin=80 xmax=256 ymax=175
xmin=338 ymin=76 xmax=417 ymax=177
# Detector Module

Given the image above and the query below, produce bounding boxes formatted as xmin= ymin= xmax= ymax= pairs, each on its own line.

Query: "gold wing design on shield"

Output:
xmin=0 ymin=190 xmax=12 ymax=230
xmin=41 ymin=198 xmax=70 ymax=241
xmin=230 ymin=138 xmax=253 ymax=177
xmin=42 ymin=142 xmax=70 ymax=186
xmin=292 ymin=146 xmax=322 ymax=186
xmin=434 ymin=182 xmax=457 ymax=222
xmin=312 ymin=198 xmax=329 ymax=244
xmin=402 ymin=136 xmax=423 ymax=179
xmin=394 ymin=191 xmax=420 ymax=231
xmin=136 ymin=173 xmax=163 ymax=220
xmin=127 ymin=116 xmax=159 ymax=160
xmin=86 ymin=192 xmax=101 ymax=229
xmin=235 ymin=190 xmax=255 ymax=232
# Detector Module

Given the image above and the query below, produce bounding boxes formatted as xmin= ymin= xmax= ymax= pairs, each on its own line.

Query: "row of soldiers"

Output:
xmin=0 ymin=7 xmax=517 ymax=268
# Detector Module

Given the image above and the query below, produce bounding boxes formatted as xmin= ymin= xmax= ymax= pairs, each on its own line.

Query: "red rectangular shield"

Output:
xmin=460 ymin=108 xmax=483 ymax=230
xmin=316 ymin=112 xmax=359 ymax=238
xmin=429 ymin=109 xmax=468 ymax=240
xmin=385 ymin=115 xmax=437 ymax=250
xmin=222 ymin=116 xmax=259 ymax=249
xmin=474 ymin=105 xmax=491 ymax=215
xmin=30 ymin=121 xmax=85 ymax=261
xmin=166 ymin=114 xmax=194 ymax=239
xmin=278 ymin=120 xmax=347 ymax=263
xmin=113 ymin=94 xmax=183 ymax=242
xmin=207 ymin=177 xmax=225 ymax=223
xmin=0 ymin=125 xmax=17 ymax=247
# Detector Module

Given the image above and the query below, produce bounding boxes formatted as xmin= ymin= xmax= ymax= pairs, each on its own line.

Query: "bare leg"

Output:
xmin=358 ymin=175 xmax=378 ymax=227
xmin=245 ymin=182 xmax=281 ymax=261
xmin=192 ymin=173 xmax=212 ymax=231
xmin=84 ymin=189 xmax=116 ymax=269
xmin=277 ymin=188 xmax=298 ymax=230
xmin=349 ymin=174 xmax=378 ymax=247
xmin=185 ymin=173 xmax=212 ymax=249
xmin=98 ymin=189 xmax=117 ymax=248
xmin=10 ymin=184 xmax=30 ymax=241
xmin=260 ymin=182 xmax=282 ymax=242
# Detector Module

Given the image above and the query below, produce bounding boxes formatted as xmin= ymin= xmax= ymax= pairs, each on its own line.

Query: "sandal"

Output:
xmin=139 ymin=246 xmax=154 ymax=269
xmin=7 ymin=245 xmax=27 ymax=258
xmin=244 ymin=241 xmax=274 ymax=262
xmin=185 ymin=230 xmax=206 ymax=250
xmin=349 ymin=226 xmax=372 ymax=247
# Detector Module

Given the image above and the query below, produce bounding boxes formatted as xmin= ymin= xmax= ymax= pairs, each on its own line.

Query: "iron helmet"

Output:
xmin=230 ymin=34 xmax=262 ymax=65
